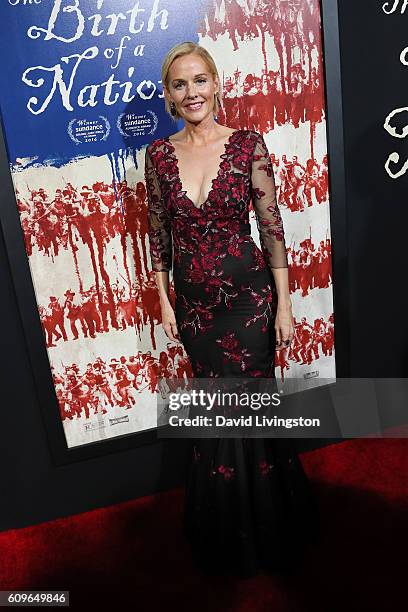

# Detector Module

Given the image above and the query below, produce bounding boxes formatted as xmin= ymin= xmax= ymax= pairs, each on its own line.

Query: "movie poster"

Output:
xmin=0 ymin=0 xmax=334 ymax=448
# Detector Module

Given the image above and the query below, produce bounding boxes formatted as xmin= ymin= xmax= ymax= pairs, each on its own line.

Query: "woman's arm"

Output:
xmin=154 ymin=271 xmax=179 ymax=342
xmin=250 ymin=132 xmax=294 ymax=349
xmin=145 ymin=147 xmax=180 ymax=343
xmin=154 ymin=271 xmax=171 ymax=304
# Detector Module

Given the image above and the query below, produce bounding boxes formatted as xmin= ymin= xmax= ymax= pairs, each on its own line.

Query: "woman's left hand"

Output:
xmin=275 ymin=300 xmax=295 ymax=350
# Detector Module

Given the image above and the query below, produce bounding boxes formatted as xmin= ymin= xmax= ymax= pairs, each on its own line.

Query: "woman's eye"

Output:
xmin=174 ymin=79 xmax=206 ymax=89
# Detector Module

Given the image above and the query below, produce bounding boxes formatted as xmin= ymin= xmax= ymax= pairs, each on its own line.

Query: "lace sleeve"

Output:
xmin=250 ymin=133 xmax=288 ymax=269
xmin=144 ymin=146 xmax=173 ymax=272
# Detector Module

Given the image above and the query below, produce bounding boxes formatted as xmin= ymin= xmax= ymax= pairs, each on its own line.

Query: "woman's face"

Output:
xmin=165 ymin=53 xmax=218 ymax=122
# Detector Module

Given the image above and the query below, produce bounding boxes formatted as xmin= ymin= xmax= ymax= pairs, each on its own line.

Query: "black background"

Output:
xmin=337 ymin=0 xmax=408 ymax=375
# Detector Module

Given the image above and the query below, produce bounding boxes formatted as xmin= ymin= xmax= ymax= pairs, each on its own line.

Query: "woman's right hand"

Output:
xmin=161 ymin=301 xmax=181 ymax=343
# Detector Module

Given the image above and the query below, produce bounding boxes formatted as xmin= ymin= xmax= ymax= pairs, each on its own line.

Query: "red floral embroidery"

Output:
xmin=240 ymin=284 xmax=274 ymax=331
xmin=217 ymin=465 xmax=235 ymax=480
xmin=216 ymin=330 xmax=253 ymax=372
xmin=145 ymin=130 xmax=288 ymax=377
xmin=209 ymin=459 xmax=235 ymax=480
xmin=259 ymin=459 xmax=274 ymax=476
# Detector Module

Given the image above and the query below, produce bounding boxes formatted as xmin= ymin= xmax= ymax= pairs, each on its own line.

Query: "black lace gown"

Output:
xmin=145 ymin=129 xmax=319 ymax=577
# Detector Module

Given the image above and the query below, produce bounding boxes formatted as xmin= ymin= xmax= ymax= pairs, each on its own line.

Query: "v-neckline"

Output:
xmin=164 ymin=129 xmax=241 ymax=210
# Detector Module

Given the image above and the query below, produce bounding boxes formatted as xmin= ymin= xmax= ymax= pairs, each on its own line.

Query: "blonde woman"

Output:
xmin=145 ymin=42 xmax=319 ymax=578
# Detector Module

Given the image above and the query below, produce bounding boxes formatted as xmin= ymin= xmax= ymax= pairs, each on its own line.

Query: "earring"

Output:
xmin=170 ymin=101 xmax=177 ymax=116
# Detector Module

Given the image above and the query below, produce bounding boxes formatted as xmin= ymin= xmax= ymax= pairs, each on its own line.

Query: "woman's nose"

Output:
xmin=186 ymin=83 xmax=198 ymax=97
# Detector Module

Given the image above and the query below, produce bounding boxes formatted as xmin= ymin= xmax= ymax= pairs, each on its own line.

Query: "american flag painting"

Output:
xmin=0 ymin=0 xmax=334 ymax=448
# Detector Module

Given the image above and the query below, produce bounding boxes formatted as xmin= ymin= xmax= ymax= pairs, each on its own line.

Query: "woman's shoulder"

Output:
xmin=146 ymin=128 xmax=260 ymax=152
xmin=146 ymin=135 xmax=169 ymax=152
xmin=234 ymin=129 xmax=264 ymax=148
xmin=227 ymin=128 xmax=260 ymax=141
xmin=149 ymin=128 xmax=184 ymax=149
xmin=246 ymin=130 xmax=270 ymax=155
xmin=245 ymin=129 xmax=264 ymax=142
xmin=236 ymin=130 xmax=265 ymax=155
xmin=145 ymin=136 xmax=171 ymax=166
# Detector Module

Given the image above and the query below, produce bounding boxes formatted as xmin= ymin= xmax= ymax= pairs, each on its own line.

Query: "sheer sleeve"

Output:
xmin=250 ymin=133 xmax=288 ymax=269
xmin=144 ymin=146 xmax=173 ymax=272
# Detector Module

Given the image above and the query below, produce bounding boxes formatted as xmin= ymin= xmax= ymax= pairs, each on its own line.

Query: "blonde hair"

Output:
xmin=161 ymin=41 xmax=223 ymax=122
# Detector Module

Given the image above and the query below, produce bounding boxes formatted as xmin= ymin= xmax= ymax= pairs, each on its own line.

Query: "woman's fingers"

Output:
xmin=163 ymin=320 xmax=181 ymax=343
xmin=275 ymin=321 xmax=294 ymax=350
xmin=171 ymin=321 xmax=181 ymax=343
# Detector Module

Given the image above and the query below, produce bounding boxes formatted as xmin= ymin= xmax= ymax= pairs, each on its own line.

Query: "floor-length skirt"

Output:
xmin=174 ymin=247 xmax=320 ymax=578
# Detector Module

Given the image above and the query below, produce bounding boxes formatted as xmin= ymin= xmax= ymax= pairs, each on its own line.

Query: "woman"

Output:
xmin=145 ymin=42 xmax=319 ymax=578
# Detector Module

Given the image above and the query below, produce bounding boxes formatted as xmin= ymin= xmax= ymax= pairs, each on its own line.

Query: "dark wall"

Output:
xmin=337 ymin=0 xmax=408 ymax=376
xmin=1 ymin=0 xmax=405 ymax=533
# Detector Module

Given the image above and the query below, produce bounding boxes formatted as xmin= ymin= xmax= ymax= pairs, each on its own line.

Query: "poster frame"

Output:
xmin=0 ymin=0 xmax=350 ymax=466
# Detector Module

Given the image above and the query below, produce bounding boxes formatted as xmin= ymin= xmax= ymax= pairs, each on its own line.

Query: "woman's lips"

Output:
xmin=185 ymin=102 xmax=204 ymax=111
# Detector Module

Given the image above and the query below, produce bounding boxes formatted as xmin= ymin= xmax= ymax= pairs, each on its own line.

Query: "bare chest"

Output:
xmin=170 ymin=141 xmax=229 ymax=209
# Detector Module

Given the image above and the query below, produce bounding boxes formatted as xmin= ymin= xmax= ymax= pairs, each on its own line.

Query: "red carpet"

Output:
xmin=1 ymin=438 xmax=406 ymax=612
